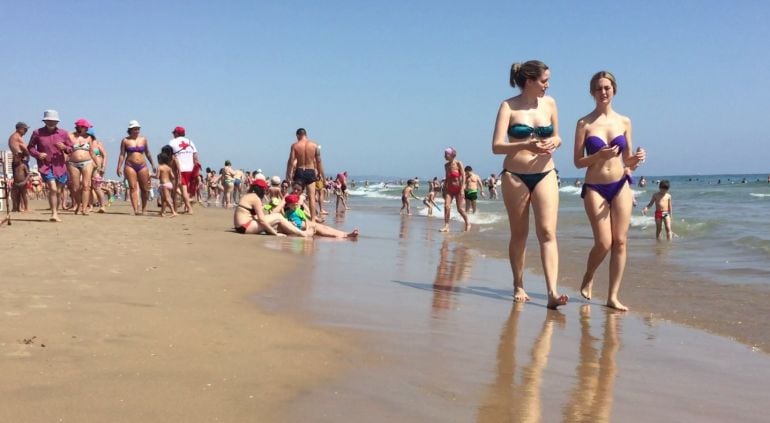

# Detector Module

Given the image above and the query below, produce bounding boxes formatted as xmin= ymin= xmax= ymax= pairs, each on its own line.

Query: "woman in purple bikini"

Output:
xmin=117 ymin=120 xmax=156 ymax=215
xmin=573 ymin=71 xmax=646 ymax=311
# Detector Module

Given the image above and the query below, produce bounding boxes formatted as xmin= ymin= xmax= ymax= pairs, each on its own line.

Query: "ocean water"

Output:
xmin=346 ymin=174 xmax=770 ymax=287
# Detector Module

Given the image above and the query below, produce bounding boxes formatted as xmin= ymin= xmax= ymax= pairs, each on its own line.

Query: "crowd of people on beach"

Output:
xmin=3 ymin=60 xmax=689 ymax=312
xmin=2 ymin=112 xmax=359 ymax=239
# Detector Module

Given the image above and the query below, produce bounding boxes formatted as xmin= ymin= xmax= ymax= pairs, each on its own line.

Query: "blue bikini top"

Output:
xmin=585 ymin=134 xmax=627 ymax=155
xmin=508 ymin=124 xmax=554 ymax=139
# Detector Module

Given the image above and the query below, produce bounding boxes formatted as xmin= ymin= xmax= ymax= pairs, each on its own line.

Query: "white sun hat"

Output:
xmin=42 ymin=110 xmax=60 ymax=122
xmin=128 ymin=120 xmax=141 ymax=129
xmin=270 ymin=175 xmax=281 ymax=186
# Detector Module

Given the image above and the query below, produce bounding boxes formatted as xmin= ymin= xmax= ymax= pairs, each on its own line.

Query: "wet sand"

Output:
xmin=0 ymin=201 xmax=352 ymax=422
xmin=459 ymin=219 xmax=770 ymax=354
xmin=263 ymin=209 xmax=770 ymax=422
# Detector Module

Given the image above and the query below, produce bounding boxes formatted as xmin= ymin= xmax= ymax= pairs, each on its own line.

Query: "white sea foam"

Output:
xmin=750 ymin=193 xmax=770 ymax=198
xmin=559 ymin=186 xmax=581 ymax=195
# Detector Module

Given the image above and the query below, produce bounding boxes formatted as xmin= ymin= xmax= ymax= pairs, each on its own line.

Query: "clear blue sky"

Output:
xmin=2 ymin=0 xmax=768 ymax=179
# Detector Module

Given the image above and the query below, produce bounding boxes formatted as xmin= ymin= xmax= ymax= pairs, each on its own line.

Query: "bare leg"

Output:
xmin=137 ymin=167 xmax=151 ymax=215
xmin=501 ymin=172 xmax=531 ymax=302
xmin=531 ymin=172 xmax=567 ymax=309
xmin=80 ymin=164 xmax=94 ymax=215
xmin=440 ymin=193 xmax=452 ymax=232
xmin=581 ymin=189 xmax=612 ymax=300
xmin=663 ymin=216 xmax=672 ymax=241
xmin=311 ymin=222 xmax=358 ymax=239
xmin=125 ymin=167 xmax=140 ymax=215
xmin=655 ymin=219 xmax=662 ymax=240
xmin=180 ymin=185 xmax=193 ymax=214
xmin=68 ymin=165 xmax=83 ymax=214
xmin=307 ymin=183 xmax=319 ymax=222
xmin=607 ymin=186 xmax=633 ymax=311
xmin=456 ymin=195 xmax=470 ymax=231
xmin=46 ymin=180 xmax=61 ymax=221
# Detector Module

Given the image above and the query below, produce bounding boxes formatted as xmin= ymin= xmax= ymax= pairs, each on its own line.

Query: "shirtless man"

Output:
xmin=8 ymin=122 xmax=30 ymax=211
xmin=285 ymin=128 xmax=324 ymax=222
xmin=464 ymin=165 xmax=485 ymax=214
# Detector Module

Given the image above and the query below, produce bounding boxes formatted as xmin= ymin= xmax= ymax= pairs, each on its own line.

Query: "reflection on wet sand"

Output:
xmin=563 ymin=305 xmax=620 ymax=423
xmin=432 ymin=239 xmax=473 ymax=311
xmin=477 ymin=303 xmax=564 ymax=422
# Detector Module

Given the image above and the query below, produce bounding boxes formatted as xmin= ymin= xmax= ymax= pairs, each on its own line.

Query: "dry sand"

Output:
xmin=0 ymin=200 xmax=354 ymax=422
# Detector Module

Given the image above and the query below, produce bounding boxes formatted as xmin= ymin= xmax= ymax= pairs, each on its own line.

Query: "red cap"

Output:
xmin=284 ymin=194 xmax=300 ymax=204
xmin=173 ymin=126 xmax=186 ymax=136
xmin=251 ymin=179 xmax=268 ymax=189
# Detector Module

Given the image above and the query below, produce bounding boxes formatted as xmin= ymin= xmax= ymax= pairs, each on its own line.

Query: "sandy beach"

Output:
xmin=2 ymin=198 xmax=769 ymax=422
xmin=0 ymin=200 xmax=352 ymax=422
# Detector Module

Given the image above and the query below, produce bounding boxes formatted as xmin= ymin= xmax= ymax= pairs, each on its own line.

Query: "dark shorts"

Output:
xmin=464 ymin=190 xmax=478 ymax=201
xmin=293 ymin=168 xmax=317 ymax=187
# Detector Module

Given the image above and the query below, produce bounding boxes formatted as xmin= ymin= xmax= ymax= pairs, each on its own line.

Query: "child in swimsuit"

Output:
xmin=157 ymin=152 xmax=177 ymax=217
xmin=441 ymin=147 xmax=470 ymax=232
xmin=400 ymin=179 xmax=420 ymax=215
xmin=642 ymin=179 xmax=673 ymax=241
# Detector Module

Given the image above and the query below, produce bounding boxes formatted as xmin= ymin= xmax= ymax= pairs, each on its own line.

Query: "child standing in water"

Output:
xmin=642 ymin=179 xmax=673 ymax=240
xmin=400 ymin=179 xmax=420 ymax=215
xmin=157 ymin=153 xmax=177 ymax=217
xmin=440 ymin=147 xmax=470 ymax=232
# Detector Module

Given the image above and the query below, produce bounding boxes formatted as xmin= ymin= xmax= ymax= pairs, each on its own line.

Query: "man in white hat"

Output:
xmin=27 ymin=110 xmax=73 ymax=222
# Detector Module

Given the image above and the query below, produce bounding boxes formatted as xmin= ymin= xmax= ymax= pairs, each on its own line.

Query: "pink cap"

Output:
xmin=284 ymin=194 xmax=300 ymax=204
xmin=173 ymin=126 xmax=186 ymax=136
xmin=75 ymin=118 xmax=93 ymax=128
xmin=444 ymin=147 xmax=456 ymax=156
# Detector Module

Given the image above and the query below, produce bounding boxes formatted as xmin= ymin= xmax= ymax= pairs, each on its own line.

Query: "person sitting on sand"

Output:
xmin=283 ymin=194 xmax=358 ymax=239
xmin=440 ymin=147 xmax=470 ymax=232
xmin=642 ymin=179 xmax=673 ymax=241
xmin=234 ymin=180 xmax=309 ymax=236
xmin=400 ymin=179 xmax=420 ymax=215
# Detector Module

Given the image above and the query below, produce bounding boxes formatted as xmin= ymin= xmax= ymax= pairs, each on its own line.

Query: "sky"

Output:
xmin=2 ymin=0 xmax=769 ymax=180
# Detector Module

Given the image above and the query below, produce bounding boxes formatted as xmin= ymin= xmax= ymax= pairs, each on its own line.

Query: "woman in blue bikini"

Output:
xmin=492 ymin=60 xmax=568 ymax=309
xmin=573 ymin=71 xmax=646 ymax=311
xmin=117 ymin=120 xmax=156 ymax=215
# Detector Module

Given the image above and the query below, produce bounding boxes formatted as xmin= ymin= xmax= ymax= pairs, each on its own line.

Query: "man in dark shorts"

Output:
xmin=285 ymin=128 xmax=324 ymax=222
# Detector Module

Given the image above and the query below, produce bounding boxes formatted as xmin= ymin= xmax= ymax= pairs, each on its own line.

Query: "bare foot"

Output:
xmin=464 ymin=222 xmax=471 ymax=232
xmin=439 ymin=225 xmax=449 ymax=232
xmin=513 ymin=287 xmax=530 ymax=303
xmin=0 ymin=217 xmax=9 ymax=226
xmin=547 ymin=294 xmax=569 ymax=310
xmin=49 ymin=216 xmax=62 ymax=222
xmin=580 ymin=274 xmax=593 ymax=300
xmin=346 ymin=229 xmax=359 ymax=239
xmin=606 ymin=299 xmax=629 ymax=311
xmin=97 ymin=208 xmax=106 ymax=214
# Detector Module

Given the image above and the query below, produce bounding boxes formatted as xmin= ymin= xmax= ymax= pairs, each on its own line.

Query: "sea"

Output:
xmin=346 ymin=173 xmax=770 ymax=288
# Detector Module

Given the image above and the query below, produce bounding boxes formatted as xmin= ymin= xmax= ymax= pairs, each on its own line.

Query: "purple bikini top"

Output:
xmin=585 ymin=134 xmax=627 ymax=155
xmin=126 ymin=145 xmax=146 ymax=154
